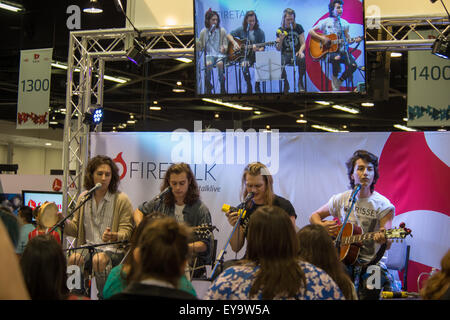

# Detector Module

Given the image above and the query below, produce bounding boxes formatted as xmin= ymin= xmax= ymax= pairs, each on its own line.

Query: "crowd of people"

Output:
xmin=0 ymin=149 xmax=448 ymax=301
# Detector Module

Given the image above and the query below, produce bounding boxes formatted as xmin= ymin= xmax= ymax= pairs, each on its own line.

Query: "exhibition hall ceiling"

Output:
xmin=0 ymin=0 xmax=444 ymax=135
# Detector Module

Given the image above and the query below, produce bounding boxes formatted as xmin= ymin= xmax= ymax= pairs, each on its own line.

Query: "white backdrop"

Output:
xmin=91 ymin=131 xmax=450 ymax=291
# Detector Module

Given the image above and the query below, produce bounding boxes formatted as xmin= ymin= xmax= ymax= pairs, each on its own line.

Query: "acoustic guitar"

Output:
xmin=309 ymin=33 xmax=363 ymax=60
xmin=334 ymin=223 xmax=412 ymax=266
xmin=227 ymin=37 xmax=276 ymax=62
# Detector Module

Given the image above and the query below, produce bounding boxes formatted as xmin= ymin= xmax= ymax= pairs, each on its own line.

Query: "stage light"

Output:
xmin=92 ymin=107 xmax=104 ymax=124
xmin=202 ymin=98 xmax=253 ymax=111
xmin=431 ymin=36 xmax=449 ymax=59
xmin=83 ymin=107 xmax=104 ymax=126
xmin=83 ymin=0 xmax=103 ymax=14
xmin=126 ymin=42 xmax=149 ymax=66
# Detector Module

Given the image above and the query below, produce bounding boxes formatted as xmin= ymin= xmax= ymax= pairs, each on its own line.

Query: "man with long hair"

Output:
xmin=225 ymin=162 xmax=297 ymax=254
xmin=309 ymin=0 xmax=362 ymax=91
xmin=276 ymin=8 xmax=307 ymax=93
xmin=227 ymin=10 xmax=266 ymax=94
xmin=65 ymin=155 xmax=134 ymax=298
xmin=309 ymin=149 xmax=395 ymax=299
xmin=197 ymin=9 xmax=228 ymax=94
xmin=205 ymin=206 xmax=343 ymax=300
xmin=134 ymin=162 xmax=212 ymax=278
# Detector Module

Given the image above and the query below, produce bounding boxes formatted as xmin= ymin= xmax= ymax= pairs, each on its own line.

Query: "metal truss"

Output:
xmin=366 ymin=15 xmax=450 ymax=51
xmin=62 ymin=17 xmax=449 ymax=213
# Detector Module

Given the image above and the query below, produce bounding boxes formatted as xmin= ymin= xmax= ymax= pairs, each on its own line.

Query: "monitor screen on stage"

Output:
xmin=22 ymin=190 xmax=63 ymax=213
xmin=194 ymin=0 xmax=366 ymax=96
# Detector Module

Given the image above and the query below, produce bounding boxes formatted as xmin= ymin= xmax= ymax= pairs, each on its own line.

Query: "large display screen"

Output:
xmin=194 ymin=0 xmax=366 ymax=95
xmin=22 ymin=190 xmax=63 ymax=212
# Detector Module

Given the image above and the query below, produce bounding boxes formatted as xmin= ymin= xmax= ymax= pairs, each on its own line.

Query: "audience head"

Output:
xmin=133 ymin=217 xmax=191 ymax=287
xmin=297 ymin=224 xmax=355 ymax=300
xmin=420 ymin=249 xmax=450 ymax=300
xmin=125 ymin=211 xmax=166 ymax=284
xmin=20 ymin=234 xmax=69 ymax=300
xmin=162 ymin=162 xmax=199 ymax=206
xmin=18 ymin=206 xmax=34 ymax=225
xmin=241 ymin=162 xmax=274 ymax=205
xmin=84 ymin=155 xmax=120 ymax=193
xmin=246 ymin=205 xmax=305 ymax=299
xmin=0 ymin=206 xmax=19 ymax=248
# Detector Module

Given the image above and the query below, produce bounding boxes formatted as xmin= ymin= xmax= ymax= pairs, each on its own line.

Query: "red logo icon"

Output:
xmin=34 ymin=54 xmax=40 ymax=60
xmin=113 ymin=152 xmax=127 ymax=180
xmin=28 ymin=199 xmax=37 ymax=209
xmin=53 ymin=178 xmax=62 ymax=191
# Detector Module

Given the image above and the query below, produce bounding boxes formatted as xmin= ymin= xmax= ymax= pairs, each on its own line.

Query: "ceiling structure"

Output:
xmin=0 ymin=0 xmax=449 ymax=141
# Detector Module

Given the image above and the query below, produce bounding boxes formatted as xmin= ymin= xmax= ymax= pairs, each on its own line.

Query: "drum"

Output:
xmin=38 ymin=202 xmax=59 ymax=228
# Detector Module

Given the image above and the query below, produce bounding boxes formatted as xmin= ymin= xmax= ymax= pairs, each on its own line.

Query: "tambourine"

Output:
xmin=38 ymin=202 xmax=59 ymax=228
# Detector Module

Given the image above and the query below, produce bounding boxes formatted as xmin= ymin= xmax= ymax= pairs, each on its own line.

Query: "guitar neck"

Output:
xmin=340 ymin=230 xmax=379 ymax=245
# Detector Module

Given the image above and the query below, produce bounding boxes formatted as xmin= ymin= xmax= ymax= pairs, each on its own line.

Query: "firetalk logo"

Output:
xmin=113 ymin=152 xmax=127 ymax=180
xmin=34 ymin=54 xmax=40 ymax=60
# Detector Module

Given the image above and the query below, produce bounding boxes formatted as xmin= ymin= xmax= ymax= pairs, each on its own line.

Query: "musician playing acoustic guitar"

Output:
xmin=309 ymin=150 xmax=395 ymax=300
xmin=227 ymin=11 xmax=266 ymax=94
xmin=309 ymin=0 xmax=362 ymax=91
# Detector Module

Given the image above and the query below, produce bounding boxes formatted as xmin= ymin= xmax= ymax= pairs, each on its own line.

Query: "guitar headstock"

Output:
xmin=193 ymin=224 xmax=216 ymax=239
xmin=386 ymin=223 xmax=413 ymax=241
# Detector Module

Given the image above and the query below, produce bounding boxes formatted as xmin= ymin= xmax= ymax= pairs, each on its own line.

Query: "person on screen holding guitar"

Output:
xmin=276 ymin=8 xmax=307 ymax=93
xmin=197 ymin=9 xmax=228 ymax=94
xmin=309 ymin=0 xmax=362 ymax=91
xmin=227 ymin=11 xmax=266 ymax=94
xmin=133 ymin=162 xmax=212 ymax=279
xmin=309 ymin=150 xmax=395 ymax=300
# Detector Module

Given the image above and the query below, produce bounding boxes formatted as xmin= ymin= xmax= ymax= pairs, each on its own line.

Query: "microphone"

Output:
xmin=209 ymin=24 xmax=216 ymax=35
xmin=348 ymin=183 xmax=362 ymax=204
xmin=247 ymin=24 xmax=250 ymax=32
xmin=244 ymin=192 xmax=254 ymax=203
xmin=290 ymin=22 xmax=293 ymax=30
xmin=83 ymin=183 xmax=102 ymax=199
xmin=154 ymin=186 xmax=172 ymax=201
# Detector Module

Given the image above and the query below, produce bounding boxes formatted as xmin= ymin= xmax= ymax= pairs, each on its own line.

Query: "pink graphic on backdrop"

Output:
xmin=377 ymin=132 xmax=450 ymax=217
xmin=376 ymin=132 xmax=450 ymax=292
xmin=305 ymin=0 xmax=364 ymax=91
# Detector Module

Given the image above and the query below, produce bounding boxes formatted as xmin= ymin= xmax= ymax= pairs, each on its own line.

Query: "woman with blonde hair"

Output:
xmin=420 ymin=249 xmax=450 ymax=300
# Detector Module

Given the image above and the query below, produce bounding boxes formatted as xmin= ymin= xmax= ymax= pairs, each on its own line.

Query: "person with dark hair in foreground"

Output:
xmin=103 ymin=212 xmax=196 ymax=299
xmin=110 ymin=217 xmax=197 ymax=300
xmin=205 ymin=206 xmax=344 ymax=300
xmin=297 ymin=224 xmax=357 ymax=300
xmin=310 ymin=149 xmax=395 ymax=299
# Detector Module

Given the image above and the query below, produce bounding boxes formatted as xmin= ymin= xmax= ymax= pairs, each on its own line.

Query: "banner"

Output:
xmin=91 ymin=130 xmax=450 ymax=292
xmin=408 ymin=31 xmax=450 ymax=127
xmin=17 ymin=48 xmax=53 ymax=129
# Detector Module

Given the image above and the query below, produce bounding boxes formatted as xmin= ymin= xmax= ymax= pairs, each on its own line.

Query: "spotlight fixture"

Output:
xmin=431 ymin=36 xmax=449 ymax=60
xmin=83 ymin=0 xmax=103 ymax=14
xmin=83 ymin=107 xmax=104 ymax=126
xmin=126 ymin=41 xmax=149 ymax=66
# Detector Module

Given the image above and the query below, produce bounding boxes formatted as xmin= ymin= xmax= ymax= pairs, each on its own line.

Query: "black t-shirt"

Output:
xmin=238 ymin=195 xmax=297 ymax=237
xmin=276 ymin=24 xmax=304 ymax=54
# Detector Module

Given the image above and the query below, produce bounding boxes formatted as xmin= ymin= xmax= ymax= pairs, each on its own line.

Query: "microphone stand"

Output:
xmin=209 ymin=204 xmax=248 ymax=281
xmin=334 ymin=186 xmax=361 ymax=255
xmin=49 ymin=192 xmax=94 ymax=249
xmin=290 ymin=23 xmax=297 ymax=93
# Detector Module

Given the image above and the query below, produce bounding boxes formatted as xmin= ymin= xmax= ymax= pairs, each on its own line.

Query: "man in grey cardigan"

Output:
xmin=197 ymin=9 xmax=228 ymax=94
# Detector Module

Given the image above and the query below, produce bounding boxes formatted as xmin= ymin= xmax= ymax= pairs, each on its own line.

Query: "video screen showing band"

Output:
xmin=194 ymin=0 xmax=366 ymax=95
